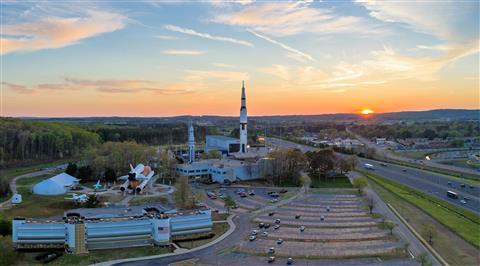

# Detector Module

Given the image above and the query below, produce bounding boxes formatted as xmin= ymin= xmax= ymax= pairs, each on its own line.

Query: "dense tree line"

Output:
xmin=83 ymin=123 xmax=220 ymax=145
xmin=0 ymin=118 xmax=100 ymax=168
xmin=351 ymin=121 xmax=479 ymax=140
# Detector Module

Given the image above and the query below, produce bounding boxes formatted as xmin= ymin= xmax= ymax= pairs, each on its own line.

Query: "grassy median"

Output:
xmin=360 ymin=170 xmax=480 ymax=248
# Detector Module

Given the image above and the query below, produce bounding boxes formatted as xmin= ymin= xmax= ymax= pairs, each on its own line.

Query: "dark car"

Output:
xmin=295 ymin=215 xmax=301 ymax=219
xmin=460 ymin=183 xmax=466 ymax=188
xmin=259 ymin=222 xmax=265 ymax=228
xmin=269 ymin=212 xmax=275 ymax=216
xmin=264 ymin=223 xmax=271 ymax=229
xmin=287 ymin=258 xmax=294 ymax=265
xmin=279 ymin=189 xmax=288 ymax=194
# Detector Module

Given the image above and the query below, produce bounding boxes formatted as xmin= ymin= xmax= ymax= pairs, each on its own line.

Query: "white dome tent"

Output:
xmin=32 ymin=173 xmax=79 ymax=196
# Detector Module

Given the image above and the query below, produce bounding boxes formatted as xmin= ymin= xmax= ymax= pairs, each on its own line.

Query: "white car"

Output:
xmin=300 ymin=226 xmax=305 ymax=232
xmin=251 ymin=230 xmax=258 ymax=235
xmin=249 ymin=235 xmax=256 ymax=241
xmin=262 ymin=231 xmax=269 ymax=237
xmin=460 ymin=199 xmax=467 ymax=204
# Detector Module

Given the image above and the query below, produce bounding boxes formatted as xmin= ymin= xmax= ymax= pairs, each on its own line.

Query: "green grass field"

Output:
xmin=309 ymin=175 xmax=353 ymax=188
xmin=360 ymin=170 xmax=480 ymax=248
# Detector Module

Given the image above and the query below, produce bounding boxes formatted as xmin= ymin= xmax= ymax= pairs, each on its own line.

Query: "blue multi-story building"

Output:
xmin=12 ymin=208 xmax=212 ymax=253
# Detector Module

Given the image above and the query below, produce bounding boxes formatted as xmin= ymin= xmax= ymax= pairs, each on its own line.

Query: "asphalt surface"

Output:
xmin=267 ymin=138 xmax=480 ymax=214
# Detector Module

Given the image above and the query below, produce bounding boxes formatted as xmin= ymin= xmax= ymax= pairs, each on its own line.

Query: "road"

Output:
xmin=0 ymin=164 xmax=67 ymax=209
xmin=349 ymin=129 xmax=480 ymax=176
xmin=117 ymin=183 xmax=307 ymax=266
xmin=267 ymin=138 xmax=480 ymax=214
xmin=348 ymin=171 xmax=440 ymax=266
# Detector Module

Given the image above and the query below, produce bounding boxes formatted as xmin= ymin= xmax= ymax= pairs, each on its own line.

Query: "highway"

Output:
xmin=267 ymin=138 xmax=480 ymax=214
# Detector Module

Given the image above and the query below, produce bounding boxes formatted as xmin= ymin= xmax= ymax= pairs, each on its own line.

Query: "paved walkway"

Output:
xmin=348 ymin=171 xmax=440 ymax=266
xmin=0 ymin=165 xmax=65 ymax=209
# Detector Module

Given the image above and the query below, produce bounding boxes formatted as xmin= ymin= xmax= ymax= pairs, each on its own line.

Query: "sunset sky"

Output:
xmin=1 ymin=1 xmax=478 ymax=117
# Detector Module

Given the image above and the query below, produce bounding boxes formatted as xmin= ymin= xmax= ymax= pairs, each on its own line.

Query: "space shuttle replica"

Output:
xmin=119 ymin=163 xmax=155 ymax=194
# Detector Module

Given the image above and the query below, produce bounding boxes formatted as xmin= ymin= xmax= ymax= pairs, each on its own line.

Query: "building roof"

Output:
xmin=206 ymin=135 xmax=239 ymax=142
xmin=32 ymin=173 xmax=78 ymax=196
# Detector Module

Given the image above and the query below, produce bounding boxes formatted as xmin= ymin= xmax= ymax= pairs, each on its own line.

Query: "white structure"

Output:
xmin=188 ymin=121 xmax=195 ymax=163
xmin=239 ymin=81 xmax=248 ymax=153
xmin=205 ymin=135 xmax=240 ymax=154
xmin=32 ymin=173 xmax=79 ymax=196
xmin=119 ymin=164 xmax=155 ymax=194
xmin=11 ymin=193 xmax=22 ymax=204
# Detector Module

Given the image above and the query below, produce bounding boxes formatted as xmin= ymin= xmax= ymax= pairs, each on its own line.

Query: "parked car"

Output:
xmin=300 ymin=226 xmax=305 ymax=232
xmin=262 ymin=231 xmax=269 ymax=237
xmin=248 ymin=190 xmax=255 ymax=195
xmin=268 ymin=256 xmax=275 ymax=263
xmin=268 ymin=247 xmax=275 ymax=254
xmin=275 ymin=219 xmax=281 ymax=224
xmin=259 ymin=223 xmax=265 ymax=228
xmin=268 ymin=212 xmax=275 ymax=216
xmin=264 ymin=223 xmax=271 ymax=229
xmin=277 ymin=239 xmax=283 ymax=245
xmin=239 ymin=192 xmax=247 ymax=198
xmin=295 ymin=215 xmax=301 ymax=219
xmin=460 ymin=199 xmax=467 ymax=204
xmin=287 ymin=258 xmax=294 ymax=265
xmin=320 ymin=216 xmax=325 ymax=221
xmin=402 ymin=169 xmax=407 ymax=172
xmin=447 ymin=182 xmax=452 ymax=186
xmin=249 ymin=235 xmax=256 ymax=241
xmin=251 ymin=230 xmax=258 ymax=235
xmin=274 ymin=224 xmax=280 ymax=230
xmin=271 ymin=198 xmax=278 ymax=203
xmin=279 ymin=189 xmax=288 ymax=194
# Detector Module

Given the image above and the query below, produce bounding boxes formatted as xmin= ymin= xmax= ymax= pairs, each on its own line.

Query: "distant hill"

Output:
xmin=22 ymin=109 xmax=479 ymax=124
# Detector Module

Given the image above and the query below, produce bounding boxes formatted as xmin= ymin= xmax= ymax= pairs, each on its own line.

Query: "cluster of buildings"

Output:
xmin=176 ymin=82 xmax=271 ymax=183
xmin=12 ymin=207 xmax=212 ymax=253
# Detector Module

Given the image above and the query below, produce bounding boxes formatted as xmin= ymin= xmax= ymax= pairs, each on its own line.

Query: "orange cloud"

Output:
xmin=1 ymin=10 xmax=126 ymax=55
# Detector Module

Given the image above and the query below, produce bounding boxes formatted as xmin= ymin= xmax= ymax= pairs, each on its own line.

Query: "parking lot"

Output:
xmin=236 ymin=193 xmax=406 ymax=259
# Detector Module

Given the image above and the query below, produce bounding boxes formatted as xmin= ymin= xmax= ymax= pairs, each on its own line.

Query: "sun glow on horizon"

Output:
xmin=360 ymin=108 xmax=375 ymax=115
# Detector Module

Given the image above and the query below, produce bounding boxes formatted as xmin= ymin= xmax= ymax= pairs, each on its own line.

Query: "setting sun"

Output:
xmin=360 ymin=108 xmax=375 ymax=115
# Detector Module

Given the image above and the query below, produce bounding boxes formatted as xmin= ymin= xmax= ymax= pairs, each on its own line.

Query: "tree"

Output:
xmin=422 ymin=129 xmax=437 ymax=140
xmin=338 ymin=155 xmax=358 ymax=174
xmin=77 ymin=165 xmax=94 ymax=182
xmin=201 ymin=150 xmax=222 ymax=160
xmin=352 ymin=177 xmax=368 ymax=195
xmin=266 ymin=148 xmax=307 ymax=186
xmin=174 ymin=175 xmax=194 ymax=209
xmin=104 ymin=168 xmax=117 ymax=184
xmin=399 ymin=130 xmax=413 ymax=139
xmin=65 ymin=162 xmax=78 ymax=177
xmin=366 ymin=196 xmax=375 ymax=214
xmin=306 ymin=149 xmax=336 ymax=181
xmin=416 ymin=252 xmax=432 ymax=266
xmin=422 ymin=225 xmax=437 ymax=245
xmin=384 ymin=220 xmax=397 ymax=235
xmin=85 ymin=194 xmax=99 ymax=208
xmin=0 ymin=220 xmax=11 ymax=236
xmin=0 ymin=179 xmax=10 ymax=198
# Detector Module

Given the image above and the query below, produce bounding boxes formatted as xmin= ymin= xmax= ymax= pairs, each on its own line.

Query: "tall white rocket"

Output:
xmin=188 ymin=121 xmax=195 ymax=163
xmin=239 ymin=81 xmax=248 ymax=153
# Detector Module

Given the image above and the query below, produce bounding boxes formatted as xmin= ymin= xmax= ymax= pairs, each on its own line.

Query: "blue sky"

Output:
xmin=1 ymin=1 xmax=478 ymax=117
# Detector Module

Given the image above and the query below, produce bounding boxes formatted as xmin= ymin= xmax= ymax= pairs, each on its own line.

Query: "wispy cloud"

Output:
xmin=248 ymin=29 xmax=314 ymax=62
xmin=356 ymin=0 xmax=478 ymax=42
xmin=1 ymin=10 xmax=126 ymax=55
xmin=214 ymin=2 xmax=384 ymax=37
xmin=153 ymin=35 xmax=179 ymax=40
xmin=3 ymin=78 xmax=194 ymax=95
xmin=164 ymin=24 xmax=253 ymax=47
xmin=162 ymin=50 xmax=205 ymax=55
